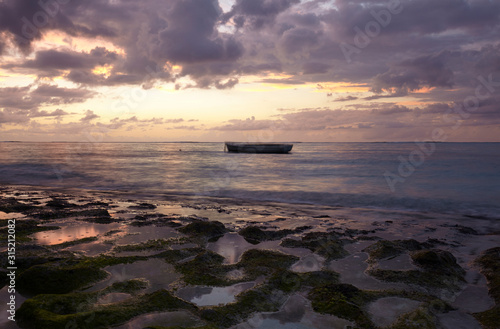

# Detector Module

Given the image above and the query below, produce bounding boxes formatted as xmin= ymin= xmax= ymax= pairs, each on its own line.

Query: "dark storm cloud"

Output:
xmin=223 ymin=0 xmax=300 ymax=30
xmin=1 ymin=0 xmax=500 ymax=107
xmin=371 ymin=53 xmax=455 ymax=94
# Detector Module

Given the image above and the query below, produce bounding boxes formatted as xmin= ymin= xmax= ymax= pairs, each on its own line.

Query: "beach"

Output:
xmin=1 ymin=184 xmax=499 ymax=329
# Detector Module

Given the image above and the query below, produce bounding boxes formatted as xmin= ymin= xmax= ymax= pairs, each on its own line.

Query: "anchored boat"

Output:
xmin=224 ymin=142 xmax=293 ymax=154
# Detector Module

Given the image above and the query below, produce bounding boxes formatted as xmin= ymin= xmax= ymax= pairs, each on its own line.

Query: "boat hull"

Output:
xmin=225 ymin=143 xmax=293 ymax=154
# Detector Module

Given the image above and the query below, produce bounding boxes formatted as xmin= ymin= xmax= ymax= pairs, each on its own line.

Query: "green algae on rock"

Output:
xmin=17 ymin=261 xmax=108 ymax=296
xmin=367 ymin=249 xmax=466 ymax=296
xmin=363 ymin=239 xmax=425 ymax=262
xmin=17 ymin=289 xmax=196 ymax=329
xmin=280 ymin=232 xmax=348 ymax=260
xmin=308 ymin=283 xmax=376 ymax=328
xmin=473 ymin=247 xmax=500 ymax=329
xmin=238 ymin=225 xmax=311 ymax=244
xmin=178 ymin=220 xmax=228 ymax=241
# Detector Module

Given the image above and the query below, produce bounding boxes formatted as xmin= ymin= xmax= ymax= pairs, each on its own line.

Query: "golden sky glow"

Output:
xmin=0 ymin=0 xmax=499 ymax=142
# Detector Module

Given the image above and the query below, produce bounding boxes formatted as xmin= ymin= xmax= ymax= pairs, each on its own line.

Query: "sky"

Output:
xmin=0 ymin=0 xmax=499 ymax=142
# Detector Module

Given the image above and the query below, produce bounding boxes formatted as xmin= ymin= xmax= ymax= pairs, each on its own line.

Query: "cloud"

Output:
xmin=371 ymin=53 xmax=455 ymax=94
xmin=223 ymin=0 xmax=300 ymax=30
xmin=80 ymin=110 xmax=99 ymax=122
xmin=0 ymin=84 xmax=95 ymax=125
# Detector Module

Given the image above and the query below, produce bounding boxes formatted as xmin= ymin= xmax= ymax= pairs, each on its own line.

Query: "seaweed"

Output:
xmin=367 ymin=249 xmax=466 ymax=295
xmin=363 ymin=239 xmax=425 ymax=262
xmin=0 ymin=197 xmax=35 ymax=213
xmin=178 ymin=220 xmax=228 ymax=241
xmin=280 ymin=232 xmax=348 ymax=260
xmin=308 ymin=283 xmax=376 ymax=328
xmin=238 ymin=225 xmax=310 ymax=244
xmin=17 ymin=261 xmax=108 ymax=296
xmin=473 ymin=247 xmax=500 ymax=329
xmin=17 ymin=289 xmax=195 ymax=329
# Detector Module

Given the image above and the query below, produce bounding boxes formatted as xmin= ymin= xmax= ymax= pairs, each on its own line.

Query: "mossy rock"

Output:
xmin=363 ymin=239 xmax=424 ymax=261
xmin=473 ymin=247 xmax=500 ymax=329
xmin=281 ymin=232 xmax=348 ymax=260
xmin=17 ymin=262 xmax=108 ymax=296
xmin=389 ymin=299 xmax=452 ymax=329
xmin=178 ymin=220 xmax=227 ymax=240
xmin=300 ymin=270 xmax=340 ymax=288
xmin=238 ymin=225 xmax=310 ymax=244
xmin=238 ymin=249 xmax=299 ymax=278
xmin=17 ymin=289 xmax=195 ymax=329
xmin=113 ymin=238 xmax=176 ymax=252
xmin=203 ymin=285 xmax=287 ymax=328
xmin=175 ymin=250 xmax=231 ymax=286
xmin=46 ymin=199 xmax=79 ymax=209
xmin=267 ymin=270 xmax=302 ymax=293
xmin=411 ymin=249 xmax=465 ymax=277
xmin=0 ymin=197 xmax=35 ymax=213
xmin=308 ymin=283 xmax=374 ymax=328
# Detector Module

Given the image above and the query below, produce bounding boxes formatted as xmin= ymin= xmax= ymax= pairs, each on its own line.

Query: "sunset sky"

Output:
xmin=0 ymin=0 xmax=499 ymax=142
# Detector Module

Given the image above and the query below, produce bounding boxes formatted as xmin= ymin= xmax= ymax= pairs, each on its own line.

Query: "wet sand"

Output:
xmin=1 ymin=185 xmax=499 ymax=328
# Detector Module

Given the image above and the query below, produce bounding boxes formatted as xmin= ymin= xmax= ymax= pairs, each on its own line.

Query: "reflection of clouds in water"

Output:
xmin=87 ymin=259 xmax=179 ymax=293
xmin=32 ymin=222 xmax=122 ymax=245
xmin=176 ymin=282 xmax=255 ymax=306
xmin=328 ymin=253 xmax=405 ymax=291
xmin=236 ymin=295 xmax=354 ymax=329
xmin=291 ymin=254 xmax=324 ymax=273
xmin=208 ymin=233 xmax=311 ymax=265
xmin=269 ymin=295 xmax=307 ymax=324
xmin=207 ymin=233 xmax=256 ymax=264
xmin=113 ymin=310 xmax=201 ymax=329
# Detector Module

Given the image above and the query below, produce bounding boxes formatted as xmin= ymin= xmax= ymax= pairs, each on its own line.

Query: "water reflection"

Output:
xmin=87 ymin=259 xmax=180 ymax=293
xmin=367 ymin=297 xmax=421 ymax=327
xmin=31 ymin=222 xmax=122 ymax=245
xmin=176 ymin=282 xmax=255 ymax=306
xmin=113 ymin=310 xmax=202 ymax=329
xmin=208 ymin=233 xmax=311 ymax=264
xmin=235 ymin=294 xmax=354 ymax=329
xmin=328 ymin=252 xmax=406 ymax=291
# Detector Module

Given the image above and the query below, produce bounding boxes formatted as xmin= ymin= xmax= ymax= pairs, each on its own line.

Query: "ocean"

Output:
xmin=0 ymin=142 xmax=499 ymax=218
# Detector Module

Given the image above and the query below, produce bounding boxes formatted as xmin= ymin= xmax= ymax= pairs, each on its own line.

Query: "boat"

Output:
xmin=224 ymin=142 xmax=293 ymax=154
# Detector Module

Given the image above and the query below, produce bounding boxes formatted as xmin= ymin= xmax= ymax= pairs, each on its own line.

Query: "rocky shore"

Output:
xmin=1 ymin=185 xmax=499 ymax=329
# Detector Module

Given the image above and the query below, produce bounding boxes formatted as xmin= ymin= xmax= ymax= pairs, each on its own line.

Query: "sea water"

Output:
xmin=0 ymin=142 xmax=498 ymax=217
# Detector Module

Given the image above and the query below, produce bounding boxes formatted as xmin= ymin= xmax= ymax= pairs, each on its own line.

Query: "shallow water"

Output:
xmin=31 ymin=222 xmax=123 ymax=245
xmin=95 ymin=292 xmax=132 ymax=305
xmin=176 ymin=282 xmax=256 ymax=306
xmin=113 ymin=310 xmax=203 ymax=329
xmin=208 ymin=233 xmax=312 ymax=264
xmin=234 ymin=294 xmax=354 ymax=329
xmin=328 ymin=252 xmax=407 ymax=291
xmin=367 ymin=297 xmax=421 ymax=327
xmin=87 ymin=258 xmax=180 ymax=293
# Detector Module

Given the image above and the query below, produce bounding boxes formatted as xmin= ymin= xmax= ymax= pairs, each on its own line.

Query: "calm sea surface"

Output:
xmin=0 ymin=142 xmax=499 ymax=217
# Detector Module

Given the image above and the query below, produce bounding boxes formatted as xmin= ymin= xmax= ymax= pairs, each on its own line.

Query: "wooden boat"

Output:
xmin=224 ymin=142 xmax=293 ymax=154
